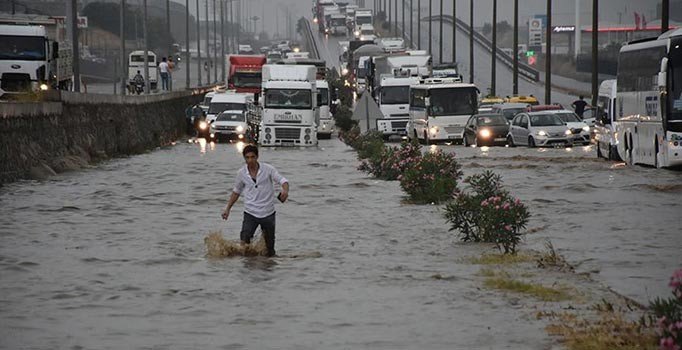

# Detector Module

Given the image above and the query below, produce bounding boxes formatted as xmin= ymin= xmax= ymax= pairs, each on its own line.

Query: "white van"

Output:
xmin=593 ymin=79 xmax=621 ymax=160
xmin=206 ymin=92 xmax=253 ymax=123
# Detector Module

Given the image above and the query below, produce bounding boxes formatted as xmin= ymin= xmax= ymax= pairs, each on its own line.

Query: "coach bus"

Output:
xmin=615 ymin=29 xmax=682 ymax=168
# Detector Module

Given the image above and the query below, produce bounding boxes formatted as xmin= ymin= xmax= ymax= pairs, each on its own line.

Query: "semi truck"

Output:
xmin=0 ymin=23 xmax=73 ymax=98
xmin=225 ymin=54 xmax=266 ymax=94
xmin=375 ymin=75 xmax=420 ymax=138
xmin=259 ymin=64 xmax=318 ymax=147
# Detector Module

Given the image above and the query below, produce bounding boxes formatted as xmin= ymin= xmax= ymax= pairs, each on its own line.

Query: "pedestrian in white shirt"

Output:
xmin=222 ymin=144 xmax=289 ymax=257
xmin=158 ymin=57 xmax=170 ymax=91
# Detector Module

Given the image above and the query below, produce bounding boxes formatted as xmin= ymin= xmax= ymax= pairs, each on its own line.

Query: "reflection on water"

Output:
xmin=0 ymin=139 xmax=680 ymax=349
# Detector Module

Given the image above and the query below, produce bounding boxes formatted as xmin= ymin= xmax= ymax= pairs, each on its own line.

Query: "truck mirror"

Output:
xmin=52 ymin=42 xmax=59 ymax=59
xmin=658 ymin=72 xmax=667 ymax=90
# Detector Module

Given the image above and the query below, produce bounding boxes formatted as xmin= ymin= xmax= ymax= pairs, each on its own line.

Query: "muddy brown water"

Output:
xmin=0 ymin=139 xmax=679 ymax=349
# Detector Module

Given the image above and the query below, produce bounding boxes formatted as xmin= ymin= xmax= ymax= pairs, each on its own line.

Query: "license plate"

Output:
xmin=448 ymin=135 xmax=458 ymax=139
xmin=494 ymin=138 xmax=506 ymax=142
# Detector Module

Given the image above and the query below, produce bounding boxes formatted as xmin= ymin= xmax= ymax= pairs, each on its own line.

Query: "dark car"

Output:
xmin=463 ymin=114 xmax=510 ymax=147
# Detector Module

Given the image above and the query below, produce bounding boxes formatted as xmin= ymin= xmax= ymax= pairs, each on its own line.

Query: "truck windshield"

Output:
xmin=265 ymin=89 xmax=312 ymax=109
xmin=208 ymin=103 xmax=245 ymax=114
xmin=0 ymin=35 xmax=45 ymax=60
xmin=356 ymin=16 xmax=372 ymax=25
xmin=381 ymin=86 xmax=410 ymax=104
xmin=232 ymin=72 xmax=261 ymax=88
xmin=429 ymin=88 xmax=477 ymax=116
xmin=319 ymin=88 xmax=329 ymax=105
xmin=331 ymin=18 xmax=346 ymax=26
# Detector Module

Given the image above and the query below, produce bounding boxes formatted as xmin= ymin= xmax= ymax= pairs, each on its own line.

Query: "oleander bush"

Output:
xmin=398 ymin=149 xmax=462 ymax=204
xmin=444 ymin=171 xmax=530 ymax=254
xmin=651 ymin=269 xmax=682 ymax=350
xmin=350 ymin=130 xmax=385 ymax=160
xmin=358 ymin=141 xmax=422 ymax=180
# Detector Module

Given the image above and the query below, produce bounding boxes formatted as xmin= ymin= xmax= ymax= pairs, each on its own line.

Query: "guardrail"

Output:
xmin=436 ymin=15 xmax=540 ymax=82
xmin=300 ymin=17 xmax=321 ymax=60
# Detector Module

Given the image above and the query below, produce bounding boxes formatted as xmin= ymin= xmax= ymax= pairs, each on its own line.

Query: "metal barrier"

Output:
xmin=300 ymin=17 xmax=321 ymax=60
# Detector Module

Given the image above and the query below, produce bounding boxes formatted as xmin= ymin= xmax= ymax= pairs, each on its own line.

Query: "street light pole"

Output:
xmin=120 ymin=0 xmax=126 ymax=94
xmin=545 ymin=0 xmax=552 ymax=105
xmin=439 ymin=0 xmax=442 ymax=63
xmin=513 ymin=0 xmax=518 ymax=95
xmin=213 ymin=0 xmax=217 ymax=83
xmin=205 ymin=0 xmax=210 ymax=84
xmin=417 ymin=0 xmax=421 ymax=49
xmin=185 ymin=0 xmax=190 ymax=88
xmin=395 ymin=0 xmax=398 ymax=36
xmin=402 ymin=0 xmax=405 ymax=41
xmin=491 ymin=0 xmax=497 ymax=96
xmin=143 ymin=0 xmax=150 ymax=94
xmin=166 ymin=0 xmax=171 ymax=58
xmin=662 ymin=0 xmax=669 ymax=34
xmin=591 ymin=0 xmax=598 ymax=107
xmin=469 ymin=0 xmax=473 ymax=84
xmin=452 ymin=0 xmax=456 ymax=63
xmin=196 ymin=0 xmax=202 ymax=85
xmin=69 ymin=0 xmax=80 ymax=92
xmin=428 ymin=0 xmax=432 ymax=54
xmin=410 ymin=0 xmax=413 ymax=48
xmin=221 ymin=0 xmax=225 ymax=83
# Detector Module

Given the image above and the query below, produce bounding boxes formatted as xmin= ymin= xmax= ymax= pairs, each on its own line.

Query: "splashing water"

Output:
xmin=204 ymin=231 xmax=268 ymax=258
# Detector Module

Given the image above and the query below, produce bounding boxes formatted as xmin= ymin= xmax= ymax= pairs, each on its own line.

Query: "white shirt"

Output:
xmin=233 ymin=162 xmax=288 ymax=218
xmin=159 ymin=61 xmax=169 ymax=74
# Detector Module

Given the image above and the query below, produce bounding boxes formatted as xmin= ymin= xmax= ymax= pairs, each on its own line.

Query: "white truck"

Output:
xmin=353 ymin=9 xmax=373 ymax=37
xmin=0 ymin=24 xmax=73 ymax=97
xmin=316 ymin=79 xmax=334 ymax=139
xmin=128 ymin=50 xmax=158 ymax=91
xmin=259 ymin=64 xmax=318 ymax=146
xmin=322 ymin=5 xmax=341 ymax=35
xmin=329 ymin=14 xmax=348 ymax=36
xmin=376 ymin=75 xmax=420 ymax=139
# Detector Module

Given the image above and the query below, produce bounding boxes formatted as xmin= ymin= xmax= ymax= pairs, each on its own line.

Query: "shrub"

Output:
xmin=399 ymin=149 xmax=462 ymax=204
xmin=351 ymin=130 xmax=385 ymax=160
xmin=358 ymin=141 xmax=422 ymax=180
xmin=443 ymin=170 xmax=530 ymax=254
xmin=333 ymin=105 xmax=357 ymax=133
xmin=651 ymin=269 xmax=682 ymax=350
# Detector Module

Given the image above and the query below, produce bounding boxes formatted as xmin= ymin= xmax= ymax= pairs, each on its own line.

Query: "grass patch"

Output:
xmin=483 ymin=274 xmax=572 ymax=301
xmin=536 ymin=240 xmax=574 ymax=272
xmin=469 ymin=252 xmax=536 ymax=265
xmin=545 ymin=311 xmax=657 ymax=350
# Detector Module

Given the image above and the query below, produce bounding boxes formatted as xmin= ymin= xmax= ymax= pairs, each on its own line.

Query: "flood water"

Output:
xmin=1 ymin=138 xmax=680 ymax=349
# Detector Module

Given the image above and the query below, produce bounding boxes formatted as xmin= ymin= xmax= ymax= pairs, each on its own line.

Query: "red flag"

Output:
xmin=634 ymin=12 xmax=641 ymax=30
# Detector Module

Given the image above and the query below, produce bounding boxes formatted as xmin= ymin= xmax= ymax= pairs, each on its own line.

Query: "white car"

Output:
xmin=378 ymin=37 xmax=405 ymax=52
xmin=547 ymin=110 xmax=591 ymax=145
xmin=209 ymin=110 xmax=250 ymax=141
xmin=507 ymin=112 xmax=573 ymax=147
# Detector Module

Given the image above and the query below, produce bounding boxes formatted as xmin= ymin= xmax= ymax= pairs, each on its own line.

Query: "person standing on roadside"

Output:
xmin=159 ymin=57 xmax=170 ymax=91
xmin=571 ymin=95 xmax=589 ymax=118
xmin=222 ymin=145 xmax=289 ymax=257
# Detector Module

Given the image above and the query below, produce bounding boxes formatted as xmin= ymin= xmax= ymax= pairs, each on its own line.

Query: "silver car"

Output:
xmin=507 ymin=112 xmax=573 ymax=147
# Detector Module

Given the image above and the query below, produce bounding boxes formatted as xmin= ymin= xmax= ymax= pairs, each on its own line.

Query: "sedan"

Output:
xmin=463 ymin=114 xmax=510 ymax=147
xmin=507 ymin=112 xmax=573 ymax=147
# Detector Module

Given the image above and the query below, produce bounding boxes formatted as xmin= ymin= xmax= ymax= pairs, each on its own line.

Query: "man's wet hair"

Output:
xmin=243 ymin=144 xmax=258 ymax=157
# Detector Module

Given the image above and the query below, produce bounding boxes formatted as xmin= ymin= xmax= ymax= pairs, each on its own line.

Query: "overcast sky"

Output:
xmin=174 ymin=0 xmax=663 ymax=36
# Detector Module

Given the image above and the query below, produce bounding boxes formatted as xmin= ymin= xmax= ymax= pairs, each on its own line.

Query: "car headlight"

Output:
xmin=565 ymin=129 xmax=573 ymax=135
xmin=479 ymin=129 xmax=491 ymax=138
xmin=582 ymin=125 xmax=590 ymax=132
xmin=537 ymin=130 xmax=547 ymax=136
xmin=236 ymin=125 xmax=244 ymax=132
xmin=354 ymin=31 xmax=360 ymax=36
xmin=199 ymin=121 xmax=208 ymax=130
xmin=39 ymin=83 xmax=49 ymax=91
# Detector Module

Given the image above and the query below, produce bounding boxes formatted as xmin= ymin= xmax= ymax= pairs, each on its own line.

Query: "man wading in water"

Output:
xmin=222 ymin=145 xmax=289 ymax=257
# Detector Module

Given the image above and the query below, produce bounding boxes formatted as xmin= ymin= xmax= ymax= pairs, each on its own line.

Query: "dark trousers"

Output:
xmin=240 ymin=212 xmax=276 ymax=257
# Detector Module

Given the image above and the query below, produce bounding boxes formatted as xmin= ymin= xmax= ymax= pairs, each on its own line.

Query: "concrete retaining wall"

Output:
xmin=0 ymin=90 xmax=207 ymax=184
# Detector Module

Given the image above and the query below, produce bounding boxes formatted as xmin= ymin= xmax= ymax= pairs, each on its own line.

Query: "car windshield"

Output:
xmin=216 ymin=113 xmax=245 ymax=122
xmin=530 ymin=114 xmax=565 ymax=126
xmin=478 ymin=115 xmax=508 ymax=126
xmin=555 ymin=112 xmax=581 ymax=123
xmin=208 ymin=102 xmax=245 ymax=114
xmin=381 ymin=86 xmax=410 ymax=104
xmin=318 ymin=88 xmax=329 ymax=105
xmin=232 ymin=72 xmax=261 ymax=88
xmin=265 ymin=89 xmax=312 ymax=109
xmin=429 ymin=87 xmax=478 ymax=116
xmin=502 ymin=108 xmax=525 ymax=120
xmin=0 ymin=35 xmax=45 ymax=60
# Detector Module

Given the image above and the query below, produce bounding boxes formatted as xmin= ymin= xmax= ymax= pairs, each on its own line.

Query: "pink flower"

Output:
xmin=502 ymin=203 xmax=510 ymax=210
xmin=514 ymin=198 xmax=521 ymax=205
xmin=504 ymin=225 xmax=512 ymax=231
xmin=481 ymin=200 xmax=488 ymax=207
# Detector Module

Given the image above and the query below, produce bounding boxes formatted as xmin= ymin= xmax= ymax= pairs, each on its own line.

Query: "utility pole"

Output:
xmin=417 ymin=0 xmax=421 ymax=49
xmin=591 ymin=0 xmax=598 ymax=107
xmin=395 ymin=0 xmax=398 ymax=36
xmin=185 ymin=0 xmax=190 ymax=88
xmin=452 ymin=0 xmax=456 ymax=63
xmin=221 ymin=0 xmax=225 ymax=83
xmin=230 ymin=0 xmax=235 ymax=53
xmin=236 ymin=0 xmax=240 ymax=48
xmin=469 ymin=0 xmax=473 ymax=84
xmin=439 ymin=0 xmax=443 ymax=63
xmin=197 ymin=0 xmax=202 ymax=85
xmin=662 ymin=0 xmax=669 ymax=34
xmin=491 ymin=0 xmax=497 ymax=96
xmin=545 ymin=0 xmax=552 ymax=105
xmin=166 ymin=0 xmax=171 ymax=58
xmin=574 ymin=0 xmax=580 ymax=59
xmin=205 ymin=0 xmax=210 ymax=83
xmin=388 ymin=0 xmax=391 ymax=34
xmin=69 ymin=0 xmax=80 ymax=92
xmin=410 ymin=0 xmax=413 ymax=48
xmin=402 ymin=0 xmax=405 ymax=40
xmin=143 ymin=0 xmax=150 ymax=94
xmin=213 ymin=0 xmax=217 ymax=83
xmin=428 ymin=0 xmax=432 ymax=54
xmin=120 ymin=0 xmax=126 ymax=94
xmin=513 ymin=0 xmax=518 ymax=95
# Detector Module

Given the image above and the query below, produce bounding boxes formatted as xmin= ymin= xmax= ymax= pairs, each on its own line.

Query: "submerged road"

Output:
xmin=1 ymin=137 xmax=680 ymax=348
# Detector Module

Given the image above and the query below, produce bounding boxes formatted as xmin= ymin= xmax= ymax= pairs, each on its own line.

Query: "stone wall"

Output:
xmin=0 ymin=90 xmax=206 ymax=184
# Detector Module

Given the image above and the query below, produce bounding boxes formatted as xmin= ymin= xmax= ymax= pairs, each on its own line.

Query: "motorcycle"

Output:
xmin=134 ymin=82 xmax=144 ymax=95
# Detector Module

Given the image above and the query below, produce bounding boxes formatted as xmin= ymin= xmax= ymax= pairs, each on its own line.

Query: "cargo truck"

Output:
xmin=225 ymin=54 xmax=266 ymax=94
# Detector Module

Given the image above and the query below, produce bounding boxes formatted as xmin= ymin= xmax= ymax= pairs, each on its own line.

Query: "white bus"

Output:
xmin=406 ymin=79 xmax=479 ymax=144
xmin=615 ymin=29 xmax=682 ymax=168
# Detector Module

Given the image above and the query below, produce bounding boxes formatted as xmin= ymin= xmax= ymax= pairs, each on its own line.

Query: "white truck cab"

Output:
xmin=376 ymin=76 xmax=420 ymax=138
xmin=407 ymin=80 xmax=480 ymax=144
xmin=316 ymin=80 xmax=334 ymax=139
xmin=260 ymin=64 xmax=318 ymax=146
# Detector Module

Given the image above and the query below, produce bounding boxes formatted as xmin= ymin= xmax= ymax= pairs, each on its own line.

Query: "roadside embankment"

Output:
xmin=0 ymin=90 xmax=206 ymax=184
